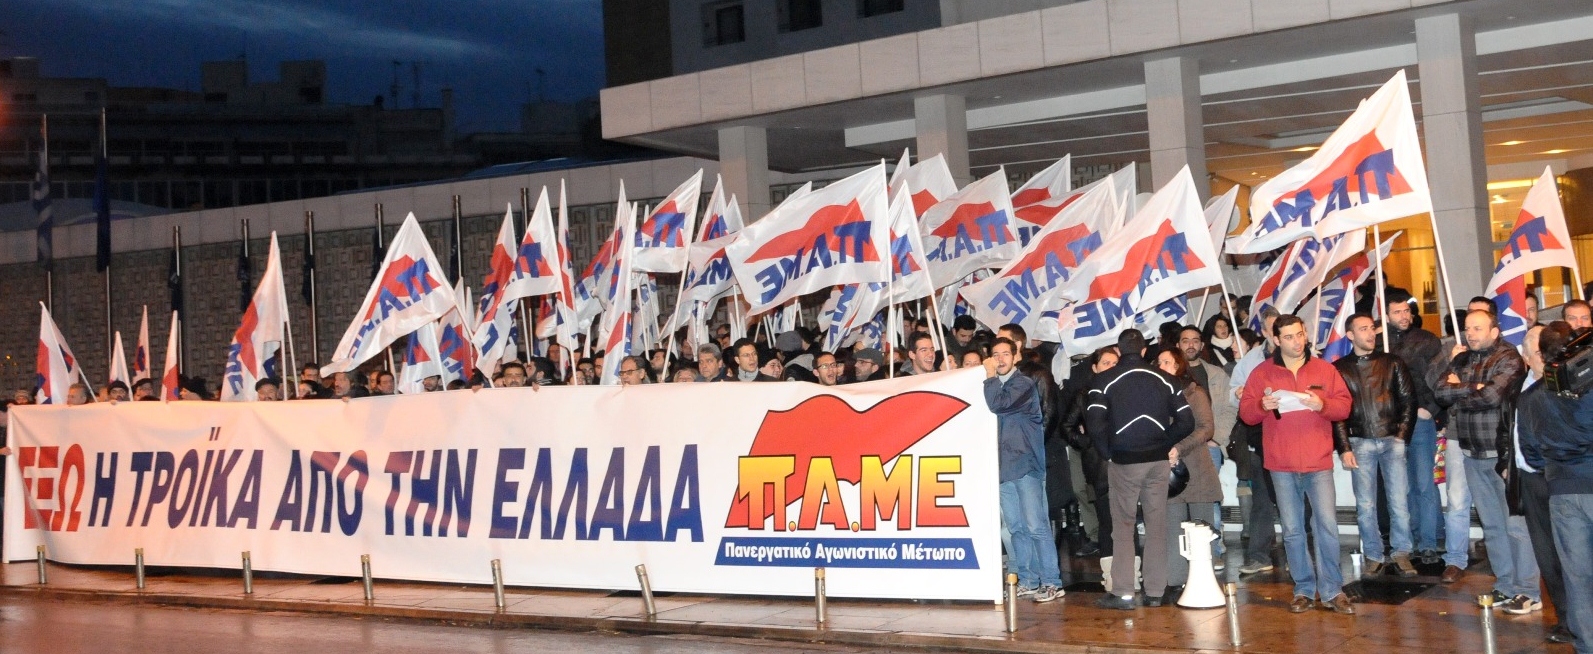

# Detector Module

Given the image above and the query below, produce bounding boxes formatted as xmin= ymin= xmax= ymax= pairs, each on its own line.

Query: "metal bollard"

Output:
xmin=241 ymin=551 xmax=253 ymax=595
xmin=1225 ymin=583 xmax=1241 ymax=647
xmin=491 ymin=559 xmax=505 ymax=610
xmin=814 ymin=568 xmax=828 ymax=626
xmin=1479 ymin=594 xmax=1498 ymax=654
xmin=1005 ymin=573 xmax=1019 ymax=634
xmin=360 ymin=555 xmax=374 ymax=601
xmin=36 ymin=545 xmax=47 ymax=584
xmin=134 ymin=548 xmax=146 ymax=590
xmin=635 ymin=564 xmax=657 ymax=618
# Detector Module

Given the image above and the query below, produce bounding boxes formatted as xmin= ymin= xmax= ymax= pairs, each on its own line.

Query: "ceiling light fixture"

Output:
xmin=1293 ymin=146 xmax=1318 ymax=152
xmin=1498 ymin=140 xmax=1523 ymax=146
xmin=1544 ymin=149 xmax=1569 ymax=154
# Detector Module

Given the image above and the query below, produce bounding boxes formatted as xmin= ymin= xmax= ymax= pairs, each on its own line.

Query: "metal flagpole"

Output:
xmin=1424 ymin=214 xmax=1463 ymax=340
xmin=518 ymin=187 xmax=534 ymax=362
xmin=284 ymin=316 xmax=300 ymax=400
xmin=101 ymin=109 xmax=113 ymax=364
xmin=173 ymin=226 xmax=185 ymax=373
xmin=452 ymin=195 xmax=464 ymax=283
xmin=1572 ymin=264 xmax=1586 ymax=302
xmin=1373 ymin=226 xmax=1391 ymax=352
xmin=305 ymin=211 xmax=320 ymax=364
xmin=1217 ymin=273 xmax=1247 ymax=358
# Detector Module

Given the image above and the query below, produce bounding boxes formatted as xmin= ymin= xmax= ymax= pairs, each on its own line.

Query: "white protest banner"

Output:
xmin=6 ymin=369 xmax=1000 ymax=602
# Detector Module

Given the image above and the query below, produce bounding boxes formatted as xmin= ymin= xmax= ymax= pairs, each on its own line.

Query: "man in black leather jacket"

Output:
xmin=1386 ymin=290 xmax=1445 ymax=562
xmin=1332 ymin=313 xmax=1419 ymax=577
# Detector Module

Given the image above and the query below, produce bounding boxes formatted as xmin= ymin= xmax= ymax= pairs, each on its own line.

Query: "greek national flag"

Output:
xmin=33 ymin=119 xmax=52 ymax=271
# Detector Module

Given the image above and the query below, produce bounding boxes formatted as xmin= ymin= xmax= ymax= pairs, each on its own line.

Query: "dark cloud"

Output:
xmin=6 ymin=0 xmax=605 ymax=133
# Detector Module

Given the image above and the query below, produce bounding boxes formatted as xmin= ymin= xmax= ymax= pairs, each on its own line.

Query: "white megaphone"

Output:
xmin=1176 ymin=520 xmax=1226 ymax=608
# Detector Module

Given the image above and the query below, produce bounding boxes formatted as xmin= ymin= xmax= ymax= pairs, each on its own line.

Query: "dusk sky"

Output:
xmin=7 ymin=0 xmax=607 ymax=134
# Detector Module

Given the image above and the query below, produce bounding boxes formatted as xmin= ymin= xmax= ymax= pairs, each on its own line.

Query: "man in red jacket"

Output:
xmin=1240 ymin=315 xmax=1354 ymax=614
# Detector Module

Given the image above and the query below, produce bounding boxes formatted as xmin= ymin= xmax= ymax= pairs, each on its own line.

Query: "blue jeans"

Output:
xmin=1272 ymin=469 xmax=1344 ymax=601
xmin=1443 ymin=435 xmax=1474 ymax=568
xmin=1209 ymin=446 xmax=1226 ymax=557
xmin=999 ymin=472 xmax=1062 ymax=588
xmin=1462 ymin=454 xmax=1540 ymax=599
xmin=1550 ymin=494 xmax=1593 ymax=654
xmin=1406 ymin=418 xmax=1441 ymax=551
xmin=1351 ymin=437 xmax=1412 ymax=560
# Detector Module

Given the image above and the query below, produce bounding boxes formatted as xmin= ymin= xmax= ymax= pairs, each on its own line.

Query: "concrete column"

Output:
xmin=1144 ymin=56 xmax=1207 ymax=200
xmin=717 ymin=125 xmax=771 ymax=221
xmin=914 ymin=94 xmax=971 ymax=186
xmin=1417 ymin=13 xmax=1491 ymax=300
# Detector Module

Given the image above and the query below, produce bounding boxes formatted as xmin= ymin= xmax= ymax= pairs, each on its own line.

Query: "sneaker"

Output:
xmin=1015 ymin=585 xmax=1038 ymax=598
xmin=1391 ymin=553 xmax=1419 ymax=577
xmin=1478 ymin=590 xmax=1511 ymax=608
xmin=1238 ymin=560 xmax=1274 ymax=575
xmin=1502 ymin=595 xmax=1541 ymax=616
xmin=1213 ymin=558 xmax=1226 ymax=572
xmin=1141 ymin=594 xmax=1164 ymax=607
xmin=1033 ymin=585 xmax=1063 ymax=603
xmin=1094 ymin=594 xmax=1136 ymax=610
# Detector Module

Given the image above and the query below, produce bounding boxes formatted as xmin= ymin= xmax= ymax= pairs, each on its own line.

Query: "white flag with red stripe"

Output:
xmin=503 ymin=188 xmax=564 ymax=301
xmin=322 ymin=213 xmax=458 ymax=376
xmin=1230 ymin=70 xmax=1431 ymax=254
xmin=472 ymin=206 xmax=521 ymax=373
xmin=133 ymin=305 xmax=151 ymax=383
xmin=725 ymin=164 xmax=891 ymax=314
xmin=1052 ymin=166 xmax=1222 ymax=355
xmin=633 ymin=169 xmax=702 ymax=274
xmin=1487 ymin=168 xmax=1578 ymax=346
xmin=598 ymin=209 xmax=636 ymax=385
xmin=109 ymin=331 xmax=130 ymax=388
xmin=960 ymin=178 xmax=1119 ymax=336
xmin=890 ymin=153 xmax=958 ymax=217
xmin=920 ymin=169 xmax=1020 ymax=289
xmin=397 ymin=322 xmax=445 ymax=394
xmin=161 ymin=311 xmax=180 ymax=400
xmin=222 ymin=232 xmax=290 ymax=401
xmin=698 ymin=174 xmax=744 ymax=242
xmin=35 ymin=303 xmax=83 ymax=405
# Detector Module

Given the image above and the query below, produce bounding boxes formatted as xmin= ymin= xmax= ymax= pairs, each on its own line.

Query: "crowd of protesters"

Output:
xmin=8 ymin=289 xmax=1593 ymax=649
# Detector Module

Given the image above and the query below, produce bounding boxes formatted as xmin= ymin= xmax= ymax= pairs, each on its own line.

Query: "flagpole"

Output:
xmin=39 ymin=113 xmax=53 ymax=314
xmin=305 ymin=210 xmax=320 ymax=364
xmin=452 ymin=195 xmax=464 ymax=283
xmin=284 ymin=314 xmax=300 ymax=400
xmin=100 ymin=108 xmax=113 ymax=367
xmin=887 ymin=303 xmax=897 ymax=380
xmin=1194 ymin=287 xmax=1212 ymax=325
xmin=1373 ymin=226 xmax=1391 ymax=352
xmin=1572 ymin=264 xmax=1586 ymax=302
xmin=1423 ymin=213 xmax=1463 ymax=340
xmin=518 ymin=187 xmax=535 ymax=362
xmin=1215 ymin=267 xmax=1247 ymax=358
xmin=173 ymin=226 xmax=185 ymax=374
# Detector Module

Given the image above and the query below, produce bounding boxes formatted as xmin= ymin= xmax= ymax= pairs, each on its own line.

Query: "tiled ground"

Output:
xmin=0 ymin=535 xmax=1561 ymax=654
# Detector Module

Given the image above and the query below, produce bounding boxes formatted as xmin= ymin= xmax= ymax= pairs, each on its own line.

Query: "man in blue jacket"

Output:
xmin=984 ymin=337 xmax=1063 ymax=603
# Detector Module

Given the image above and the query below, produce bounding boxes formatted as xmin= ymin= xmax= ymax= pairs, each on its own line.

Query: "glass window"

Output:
xmin=778 ymin=0 xmax=822 ymax=32
xmin=204 ymin=181 xmax=235 ymax=209
xmin=703 ymin=2 xmax=745 ymax=46
xmin=858 ymin=0 xmax=904 ymax=17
